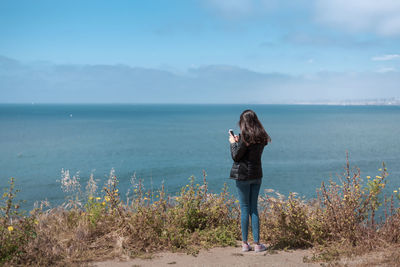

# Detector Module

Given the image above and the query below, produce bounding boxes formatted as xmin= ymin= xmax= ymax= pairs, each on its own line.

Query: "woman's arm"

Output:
xmin=230 ymin=138 xmax=247 ymax=162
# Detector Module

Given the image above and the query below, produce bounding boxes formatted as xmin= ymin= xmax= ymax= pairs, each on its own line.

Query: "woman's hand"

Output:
xmin=229 ymin=133 xmax=239 ymax=144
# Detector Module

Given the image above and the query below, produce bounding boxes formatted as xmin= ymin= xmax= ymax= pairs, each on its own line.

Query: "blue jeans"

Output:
xmin=235 ymin=179 xmax=261 ymax=243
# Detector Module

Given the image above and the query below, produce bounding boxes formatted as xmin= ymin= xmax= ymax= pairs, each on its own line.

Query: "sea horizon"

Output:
xmin=1 ymin=100 xmax=400 ymax=106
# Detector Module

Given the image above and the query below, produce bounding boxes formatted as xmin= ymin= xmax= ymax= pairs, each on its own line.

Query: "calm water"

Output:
xmin=1 ymin=104 xmax=400 ymax=209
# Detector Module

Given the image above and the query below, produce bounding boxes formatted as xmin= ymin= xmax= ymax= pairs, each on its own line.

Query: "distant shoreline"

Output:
xmin=292 ymin=102 xmax=400 ymax=106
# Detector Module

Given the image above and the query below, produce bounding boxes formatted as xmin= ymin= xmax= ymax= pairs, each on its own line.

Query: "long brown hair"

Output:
xmin=239 ymin=109 xmax=271 ymax=146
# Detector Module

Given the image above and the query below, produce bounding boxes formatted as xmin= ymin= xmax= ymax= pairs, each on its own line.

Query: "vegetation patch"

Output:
xmin=1 ymin=156 xmax=400 ymax=266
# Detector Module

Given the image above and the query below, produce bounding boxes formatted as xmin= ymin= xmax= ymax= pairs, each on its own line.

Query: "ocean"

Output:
xmin=1 ymin=104 xmax=400 ymax=210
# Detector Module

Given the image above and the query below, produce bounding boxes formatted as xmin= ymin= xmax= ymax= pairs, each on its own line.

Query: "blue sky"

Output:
xmin=1 ymin=0 xmax=400 ymax=103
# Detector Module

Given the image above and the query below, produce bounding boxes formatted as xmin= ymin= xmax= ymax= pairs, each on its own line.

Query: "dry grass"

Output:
xmin=1 ymin=171 xmax=240 ymax=266
xmin=1 ymin=156 xmax=400 ymax=266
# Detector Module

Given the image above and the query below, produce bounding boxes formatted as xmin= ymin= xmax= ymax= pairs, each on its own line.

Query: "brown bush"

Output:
xmin=2 ymin=157 xmax=400 ymax=265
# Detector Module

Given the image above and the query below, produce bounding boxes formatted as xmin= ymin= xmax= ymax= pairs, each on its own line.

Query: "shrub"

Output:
xmin=0 ymin=178 xmax=38 ymax=265
xmin=260 ymin=190 xmax=314 ymax=249
xmin=259 ymin=154 xmax=400 ymax=260
xmin=1 ymin=157 xmax=400 ymax=265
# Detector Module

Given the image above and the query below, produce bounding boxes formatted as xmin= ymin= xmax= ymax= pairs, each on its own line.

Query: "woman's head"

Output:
xmin=239 ymin=109 xmax=271 ymax=145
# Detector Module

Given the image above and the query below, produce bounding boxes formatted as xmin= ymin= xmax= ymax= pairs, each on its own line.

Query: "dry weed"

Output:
xmin=2 ymin=157 xmax=400 ymax=265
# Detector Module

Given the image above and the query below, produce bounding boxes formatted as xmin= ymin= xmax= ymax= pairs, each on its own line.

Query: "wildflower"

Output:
xmin=8 ymin=226 xmax=14 ymax=232
xmin=376 ymin=176 xmax=382 ymax=179
xmin=378 ymin=168 xmax=383 ymax=171
xmin=366 ymin=176 xmax=371 ymax=179
xmin=89 ymin=196 xmax=94 ymax=200
xmin=394 ymin=190 xmax=398 ymax=193
xmin=104 ymin=196 xmax=110 ymax=202
xmin=115 ymin=189 xmax=119 ymax=193
xmin=96 ymin=197 xmax=101 ymax=200
xmin=101 ymin=202 xmax=106 ymax=206
xmin=34 ymin=220 xmax=39 ymax=225
xmin=134 ymin=189 xmax=137 ymax=192
xmin=235 ymin=200 xmax=239 ymax=203
xmin=144 ymin=197 xmax=149 ymax=200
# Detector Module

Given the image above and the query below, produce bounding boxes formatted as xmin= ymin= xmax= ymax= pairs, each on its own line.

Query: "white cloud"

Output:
xmin=315 ymin=0 xmax=400 ymax=36
xmin=372 ymin=54 xmax=400 ymax=61
xmin=203 ymin=0 xmax=400 ymax=36
xmin=2 ymin=56 xmax=400 ymax=103
xmin=376 ymin=67 xmax=397 ymax=73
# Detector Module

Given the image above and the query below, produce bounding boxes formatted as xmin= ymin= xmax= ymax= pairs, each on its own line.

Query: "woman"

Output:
xmin=229 ymin=109 xmax=271 ymax=252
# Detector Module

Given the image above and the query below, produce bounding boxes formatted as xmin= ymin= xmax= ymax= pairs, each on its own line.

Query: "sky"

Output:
xmin=1 ymin=0 xmax=400 ymax=103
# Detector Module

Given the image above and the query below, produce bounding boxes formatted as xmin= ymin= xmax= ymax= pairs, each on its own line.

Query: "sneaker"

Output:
xmin=242 ymin=242 xmax=252 ymax=252
xmin=254 ymin=244 xmax=267 ymax=253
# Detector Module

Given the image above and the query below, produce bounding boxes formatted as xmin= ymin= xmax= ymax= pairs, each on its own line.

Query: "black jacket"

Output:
xmin=229 ymin=138 xmax=266 ymax=181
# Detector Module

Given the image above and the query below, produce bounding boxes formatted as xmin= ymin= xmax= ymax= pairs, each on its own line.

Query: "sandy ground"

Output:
xmin=92 ymin=246 xmax=320 ymax=267
xmin=92 ymin=245 xmax=400 ymax=267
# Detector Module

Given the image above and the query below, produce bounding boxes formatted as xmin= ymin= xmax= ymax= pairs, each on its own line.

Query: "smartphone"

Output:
xmin=229 ymin=129 xmax=235 ymax=137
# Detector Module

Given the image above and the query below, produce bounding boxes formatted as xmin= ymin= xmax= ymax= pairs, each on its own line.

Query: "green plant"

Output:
xmin=260 ymin=190 xmax=314 ymax=249
xmin=0 ymin=178 xmax=38 ymax=264
xmin=84 ymin=196 xmax=106 ymax=227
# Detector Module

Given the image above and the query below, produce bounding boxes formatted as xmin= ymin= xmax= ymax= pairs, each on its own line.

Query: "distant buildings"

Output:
xmin=295 ymin=97 xmax=400 ymax=106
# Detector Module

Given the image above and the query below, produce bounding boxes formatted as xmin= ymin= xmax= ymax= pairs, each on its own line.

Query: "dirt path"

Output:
xmin=91 ymin=243 xmax=400 ymax=267
xmin=92 ymin=246 xmax=320 ymax=267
